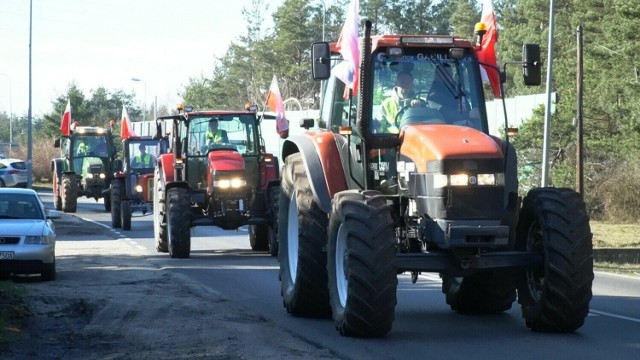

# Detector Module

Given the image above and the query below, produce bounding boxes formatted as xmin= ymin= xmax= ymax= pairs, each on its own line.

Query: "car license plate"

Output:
xmin=0 ymin=251 xmax=15 ymax=260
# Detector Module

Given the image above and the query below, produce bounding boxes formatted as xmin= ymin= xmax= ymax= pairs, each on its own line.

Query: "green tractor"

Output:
xmin=52 ymin=125 xmax=118 ymax=213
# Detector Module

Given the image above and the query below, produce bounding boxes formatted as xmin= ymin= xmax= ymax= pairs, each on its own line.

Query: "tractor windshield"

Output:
xmin=184 ymin=114 xmax=258 ymax=157
xmin=371 ymin=48 xmax=486 ymax=134
xmin=73 ymin=135 xmax=110 ymax=157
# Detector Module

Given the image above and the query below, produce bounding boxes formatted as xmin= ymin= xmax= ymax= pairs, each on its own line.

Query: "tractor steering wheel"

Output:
xmin=393 ymin=92 xmax=429 ymax=129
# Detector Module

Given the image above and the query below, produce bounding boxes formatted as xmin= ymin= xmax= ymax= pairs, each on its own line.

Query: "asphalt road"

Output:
xmin=40 ymin=190 xmax=640 ymax=360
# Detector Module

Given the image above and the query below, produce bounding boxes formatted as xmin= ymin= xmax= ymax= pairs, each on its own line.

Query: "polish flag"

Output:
xmin=333 ymin=0 xmax=360 ymax=98
xmin=60 ymin=100 xmax=72 ymax=136
xmin=120 ymin=105 xmax=137 ymax=140
xmin=265 ymin=75 xmax=289 ymax=138
xmin=478 ymin=0 xmax=502 ymax=98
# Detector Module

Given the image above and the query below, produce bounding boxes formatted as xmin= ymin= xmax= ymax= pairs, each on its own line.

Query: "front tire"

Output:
xmin=110 ymin=180 xmax=122 ymax=228
xmin=153 ymin=167 xmax=168 ymax=252
xmin=167 ymin=187 xmax=191 ymax=258
xmin=103 ymin=191 xmax=111 ymax=212
xmin=278 ymin=153 xmax=330 ymax=317
xmin=61 ymin=173 xmax=78 ymax=213
xmin=53 ymin=172 xmax=62 ymax=210
xmin=327 ymin=190 xmax=397 ymax=337
xmin=516 ymin=187 xmax=593 ymax=332
xmin=121 ymin=200 xmax=132 ymax=230
xmin=268 ymin=186 xmax=280 ymax=257
xmin=249 ymin=224 xmax=269 ymax=251
xmin=442 ymin=271 xmax=516 ymax=314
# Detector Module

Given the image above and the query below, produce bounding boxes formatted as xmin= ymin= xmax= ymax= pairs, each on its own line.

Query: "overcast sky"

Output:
xmin=0 ymin=0 xmax=283 ymax=118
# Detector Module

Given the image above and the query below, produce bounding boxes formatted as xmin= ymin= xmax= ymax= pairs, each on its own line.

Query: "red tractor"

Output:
xmin=153 ymin=104 xmax=280 ymax=258
xmin=110 ymin=119 xmax=169 ymax=230
xmin=276 ymin=21 xmax=593 ymax=337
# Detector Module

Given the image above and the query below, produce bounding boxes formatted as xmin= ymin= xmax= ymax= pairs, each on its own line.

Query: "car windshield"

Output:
xmin=0 ymin=193 xmax=44 ymax=220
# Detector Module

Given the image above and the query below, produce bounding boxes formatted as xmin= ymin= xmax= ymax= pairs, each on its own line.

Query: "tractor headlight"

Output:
xmin=477 ymin=173 xmax=495 ymax=186
xmin=214 ymin=178 xmax=246 ymax=189
xmin=433 ymin=174 xmax=448 ymax=189
xmin=135 ymin=185 xmax=143 ymax=193
xmin=449 ymin=174 xmax=469 ymax=186
xmin=99 ymin=173 xmax=106 ymax=179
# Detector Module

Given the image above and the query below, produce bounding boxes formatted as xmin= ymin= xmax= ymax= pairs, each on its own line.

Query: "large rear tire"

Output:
xmin=167 ymin=187 xmax=191 ymax=258
xmin=61 ymin=173 xmax=78 ymax=213
xmin=327 ymin=190 xmax=397 ymax=337
xmin=153 ymin=167 xmax=168 ymax=252
xmin=110 ymin=180 xmax=122 ymax=228
xmin=121 ymin=200 xmax=132 ymax=230
xmin=249 ymin=224 xmax=269 ymax=251
xmin=268 ymin=186 xmax=280 ymax=257
xmin=442 ymin=271 xmax=516 ymax=314
xmin=516 ymin=187 xmax=593 ymax=332
xmin=278 ymin=153 xmax=330 ymax=317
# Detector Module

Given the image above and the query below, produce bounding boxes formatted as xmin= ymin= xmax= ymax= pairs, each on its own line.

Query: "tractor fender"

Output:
xmin=259 ymin=153 xmax=280 ymax=192
xmin=281 ymin=131 xmax=348 ymax=213
xmin=157 ymin=153 xmax=176 ymax=183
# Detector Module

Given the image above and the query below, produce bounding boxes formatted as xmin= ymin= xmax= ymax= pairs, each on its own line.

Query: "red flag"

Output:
xmin=120 ymin=105 xmax=137 ymax=140
xmin=60 ymin=100 xmax=71 ymax=136
xmin=265 ymin=75 xmax=289 ymax=138
xmin=477 ymin=0 xmax=501 ymax=98
xmin=333 ymin=0 xmax=360 ymax=98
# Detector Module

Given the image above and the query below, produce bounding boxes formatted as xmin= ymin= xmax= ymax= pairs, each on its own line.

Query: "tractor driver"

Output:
xmin=131 ymin=144 xmax=156 ymax=168
xmin=380 ymin=71 xmax=425 ymax=133
xmin=205 ymin=119 xmax=229 ymax=146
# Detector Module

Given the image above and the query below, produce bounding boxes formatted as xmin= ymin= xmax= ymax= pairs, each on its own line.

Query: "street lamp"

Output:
xmin=131 ymin=77 xmax=147 ymax=121
xmin=0 ymin=73 xmax=13 ymax=156
xmin=319 ymin=0 xmax=326 ymax=41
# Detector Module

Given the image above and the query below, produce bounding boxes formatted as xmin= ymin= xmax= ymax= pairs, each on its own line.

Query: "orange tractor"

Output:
xmin=276 ymin=21 xmax=593 ymax=337
xmin=153 ymin=105 xmax=280 ymax=258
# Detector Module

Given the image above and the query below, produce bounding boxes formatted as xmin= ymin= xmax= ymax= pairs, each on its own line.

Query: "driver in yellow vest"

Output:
xmin=380 ymin=71 xmax=425 ymax=133
xmin=205 ymin=119 xmax=229 ymax=146
xmin=131 ymin=144 xmax=155 ymax=168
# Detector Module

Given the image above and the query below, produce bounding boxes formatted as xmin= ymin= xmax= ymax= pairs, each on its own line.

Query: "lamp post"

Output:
xmin=131 ymin=77 xmax=147 ymax=121
xmin=319 ymin=0 xmax=326 ymax=41
xmin=0 ymin=73 xmax=12 ymax=156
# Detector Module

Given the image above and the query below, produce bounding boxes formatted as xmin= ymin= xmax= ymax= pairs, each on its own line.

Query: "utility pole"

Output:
xmin=576 ymin=25 xmax=584 ymax=194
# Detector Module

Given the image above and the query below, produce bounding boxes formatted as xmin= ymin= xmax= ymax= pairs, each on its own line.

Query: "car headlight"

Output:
xmin=25 ymin=235 xmax=54 ymax=245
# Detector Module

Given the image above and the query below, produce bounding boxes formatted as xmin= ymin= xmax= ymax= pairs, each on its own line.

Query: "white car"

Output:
xmin=0 ymin=158 xmax=28 ymax=188
xmin=0 ymin=188 xmax=61 ymax=281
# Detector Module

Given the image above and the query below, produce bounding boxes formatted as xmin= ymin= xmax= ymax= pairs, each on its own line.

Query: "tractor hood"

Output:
xmin=399 ymin=124 xmax=503 ymax=173
xmin=207 ymin=150 xmax=245 ymax=172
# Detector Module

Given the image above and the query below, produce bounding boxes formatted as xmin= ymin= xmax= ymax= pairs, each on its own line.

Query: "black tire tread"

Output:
xmin=516 ymin=187 xmax=593 ymax=333
xmin=327 ymin=190 xmax=397 ymax=337
xmin=111 ymin=180 xmax=122 ymax=228
xmin=167 ymin=187 xmax=191 ymax=258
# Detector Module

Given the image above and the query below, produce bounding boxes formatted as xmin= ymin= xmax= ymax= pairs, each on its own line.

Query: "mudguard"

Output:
xmin=157 ymin=153 xmax=176 ymax=184
xmin=259 ymin=153 xmax=279 ymax=191
xmin=281 ymin=131 xmax=348 ymax=213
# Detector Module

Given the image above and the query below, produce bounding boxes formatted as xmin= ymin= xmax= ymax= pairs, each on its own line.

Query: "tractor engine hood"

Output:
xmin=399 ymin=124 xmax=503 ymax=172
xmin=207 ymin=150 xmax=245 ymax=172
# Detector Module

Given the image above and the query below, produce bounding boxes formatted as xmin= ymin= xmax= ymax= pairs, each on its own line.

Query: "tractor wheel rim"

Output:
xmin=336 ymin=223 xmax=348 ymax=307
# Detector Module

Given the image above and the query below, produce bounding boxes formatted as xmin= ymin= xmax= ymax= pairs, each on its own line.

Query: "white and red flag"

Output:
xmin=265 ymin=75 xmax=289 ymax=138
xmin=478 ymin=0 xmax=501 ymax=98
xmin=60 ymin=99 xmax=72 ymax=136
xmin=333 ymin=0 xmax=360 ymax=98
xmin=120 ymin=105 xmax=137 ymax=140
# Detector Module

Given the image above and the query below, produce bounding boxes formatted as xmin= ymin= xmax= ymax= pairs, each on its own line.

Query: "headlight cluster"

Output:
xmin=213 ymin=178 xmax=247 ymax=189
xmin=135 ymin=185 xmax=144 ymax=193
xmin=25 ymin=235 xmax=54 ymax=245
xmin=433 ymin=173 xmax=503 ymax=188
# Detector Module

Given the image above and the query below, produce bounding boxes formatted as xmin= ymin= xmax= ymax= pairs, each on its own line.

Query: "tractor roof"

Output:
xmin=330 ymin=34 xmax=474 ymax=53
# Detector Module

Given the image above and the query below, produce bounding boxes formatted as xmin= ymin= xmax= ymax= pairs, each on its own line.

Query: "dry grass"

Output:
xmin=591 ymin=221 xmax=640 ymax=248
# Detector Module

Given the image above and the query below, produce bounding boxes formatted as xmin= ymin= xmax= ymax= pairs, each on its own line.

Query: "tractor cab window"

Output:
xmin=371 ymin=48 xmax=485 ymax=134
xmin=74 ymin=136 xmax=108 ymax=157
xmin=186 ymin=115 xmax=257 ymax=156
xmin=129 ymin=141 xmax=160 ymax=169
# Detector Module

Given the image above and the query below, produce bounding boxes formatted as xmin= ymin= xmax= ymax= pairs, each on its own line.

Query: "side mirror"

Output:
xmin=311 ymin=42 xmax=331 ymax=80
xmin=522 ymin=44 xmax=542 ymax=86
xmin=300 ymin=118 xmax=314 ymax=130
